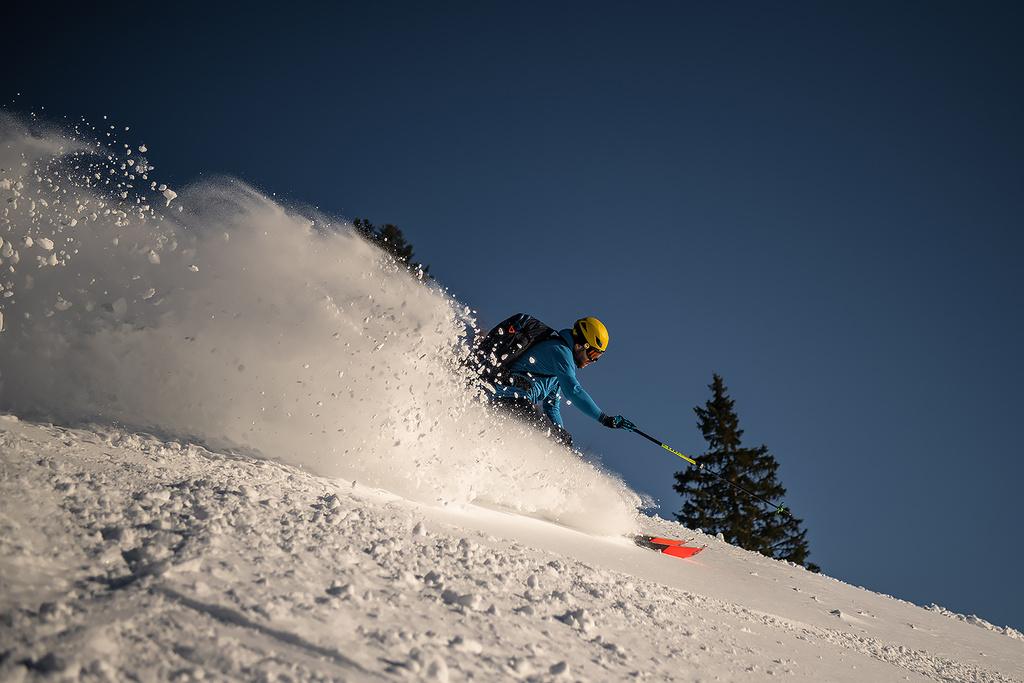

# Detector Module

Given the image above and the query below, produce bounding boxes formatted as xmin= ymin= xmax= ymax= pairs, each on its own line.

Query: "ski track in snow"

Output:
xmin=2 ymin=417 xmax=1021 ymax=682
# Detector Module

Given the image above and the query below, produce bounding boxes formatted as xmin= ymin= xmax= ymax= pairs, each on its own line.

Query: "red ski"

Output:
xmin=633 ymin=534 xmax=706 ymax=559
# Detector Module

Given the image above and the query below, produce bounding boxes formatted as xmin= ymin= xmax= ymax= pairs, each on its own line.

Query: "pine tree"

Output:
xmin=674 ymin=374 xmax=818 ymax=571
xmin=352 ymin=218 xmax=430 ymax=277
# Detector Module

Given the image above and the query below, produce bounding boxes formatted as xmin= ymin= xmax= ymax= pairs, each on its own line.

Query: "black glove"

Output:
xmin=599 ymin=414 xmax=636 ymax=431
xmin=550 ymin=424 xmax=574 ymax=448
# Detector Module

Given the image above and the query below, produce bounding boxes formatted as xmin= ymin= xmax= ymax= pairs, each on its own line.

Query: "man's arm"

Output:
xmin=552 ymin=350 xmax=603 ymax=422
xmin=541 ymin=389 xmax=564 ymax=427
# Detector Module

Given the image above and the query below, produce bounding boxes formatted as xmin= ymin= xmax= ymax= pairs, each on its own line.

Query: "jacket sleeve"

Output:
xmin=541 ymin=389 xmax=564 ymax=427
xmin=552 ymin=349 xmax=603 ymax=422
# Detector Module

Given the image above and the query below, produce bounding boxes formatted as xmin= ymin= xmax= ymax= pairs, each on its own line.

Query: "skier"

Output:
xmin=486 ymin=315 xmax=636 ymax=447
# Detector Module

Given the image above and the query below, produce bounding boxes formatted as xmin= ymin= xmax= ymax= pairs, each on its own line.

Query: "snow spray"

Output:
xmin=0 ymin=113 xmax=640 ymax=534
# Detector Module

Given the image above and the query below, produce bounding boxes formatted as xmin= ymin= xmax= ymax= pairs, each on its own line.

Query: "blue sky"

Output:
xmin=6 ymin=2 xmax=1022 ymax=630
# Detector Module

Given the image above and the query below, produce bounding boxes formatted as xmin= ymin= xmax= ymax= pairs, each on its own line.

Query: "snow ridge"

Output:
xmin=926 ymin=604 xmax=1024 ymax=641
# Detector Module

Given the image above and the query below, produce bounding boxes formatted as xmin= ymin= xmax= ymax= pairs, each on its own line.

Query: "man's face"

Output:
xmin=573 ymin=344 xmax=603 ymax=369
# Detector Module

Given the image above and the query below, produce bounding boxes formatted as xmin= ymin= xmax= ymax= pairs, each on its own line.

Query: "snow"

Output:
xmin=1 ymin=115 xmax=1021 ymax=681
xmin=1 ymin=417 xmax=1021 ymax=682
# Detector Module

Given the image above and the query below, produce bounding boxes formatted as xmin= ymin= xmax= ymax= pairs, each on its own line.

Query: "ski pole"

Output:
xmin=629 ymin=426 xmax=789 ymax=516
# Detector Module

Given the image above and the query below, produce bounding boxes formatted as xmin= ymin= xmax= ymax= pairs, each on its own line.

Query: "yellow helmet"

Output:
xmin=572 ymin=316 xmax=609 ymax=352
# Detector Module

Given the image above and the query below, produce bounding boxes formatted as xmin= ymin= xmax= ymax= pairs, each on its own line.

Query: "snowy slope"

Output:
xmin=1 ymin=416 xmax=1022 ymax=682
xmin=1 ymin=114 xmax=1023 ymax=681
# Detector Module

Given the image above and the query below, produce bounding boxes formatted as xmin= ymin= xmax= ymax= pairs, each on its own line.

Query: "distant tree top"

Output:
xmin=352 ymin=217 xmax=430 ymax=278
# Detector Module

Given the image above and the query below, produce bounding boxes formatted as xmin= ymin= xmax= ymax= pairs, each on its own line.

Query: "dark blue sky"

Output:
xmin=6 ymin=2 xmax=1023 ymax=630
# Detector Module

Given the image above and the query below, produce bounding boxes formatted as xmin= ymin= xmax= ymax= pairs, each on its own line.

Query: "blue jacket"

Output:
xmin=490 ymin=328 xmax=603 ymax=427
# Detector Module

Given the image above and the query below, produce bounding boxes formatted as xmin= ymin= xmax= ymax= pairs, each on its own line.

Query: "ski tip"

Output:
xmin=661 ymin=543 xmax=705 ymax=559
xmin=633 ymin=534 xmax=705 ymax=559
